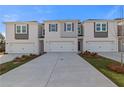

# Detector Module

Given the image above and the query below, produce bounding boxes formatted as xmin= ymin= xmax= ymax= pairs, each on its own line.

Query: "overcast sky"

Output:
xmin=0 ymin=5 xmax=121 ymax=36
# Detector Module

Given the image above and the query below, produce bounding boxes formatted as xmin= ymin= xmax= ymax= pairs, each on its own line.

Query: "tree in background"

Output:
xmin=0 ymin=33 xmax=5 ymax=52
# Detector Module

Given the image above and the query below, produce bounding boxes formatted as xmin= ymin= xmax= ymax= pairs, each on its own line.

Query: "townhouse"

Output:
xmin=4 ymin=19 xmax=123 ymax=54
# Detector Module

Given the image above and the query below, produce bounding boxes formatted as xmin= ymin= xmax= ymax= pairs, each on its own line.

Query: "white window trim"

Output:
xmin=49 ymin=24 xmax=57 ymax=32
xmin=65 ymin=22 xmax=73 ymax=32
xmin=16 ymin=25 xmax=27 ymax=34
xmin=95 ymin=23 xmax=107 ymax=32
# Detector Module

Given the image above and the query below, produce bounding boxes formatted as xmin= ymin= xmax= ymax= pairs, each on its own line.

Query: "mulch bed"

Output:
xmin=107 ymin=63 xmax=124 ymax=74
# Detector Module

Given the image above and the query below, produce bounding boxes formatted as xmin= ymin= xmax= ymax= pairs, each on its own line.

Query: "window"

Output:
xmin=64 ymin=23 xmax=74 ymax=32
xmin=102 ymin=24 xmax=106 ymax=31
xmin=16 ymin=25 xmax=27 ymax=34
xmin=78 ymin=24 xmax=82 ymax=34
xmin=67 ymin=24 xmax=72 ymax=31
xmin=49 ymin=24 xmax=57 ymax=32
xmin=96 ymin=24 xmax=101 ymax=31
xmin=16 ymin=26 xmax=21 ymax=33
xmin=78 ymin=27 xmax=81 ymax=34
xmin=96 ymin=23 xmax=107 ymax=32
xmin=22 ymin=26 xmax=27 ymax=33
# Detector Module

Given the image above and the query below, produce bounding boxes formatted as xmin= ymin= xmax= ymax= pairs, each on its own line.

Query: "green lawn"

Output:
xmin=0 ymin=54 xmax=40 ymax=75
xmin=80 ymin=55 xmax=124 ymax=87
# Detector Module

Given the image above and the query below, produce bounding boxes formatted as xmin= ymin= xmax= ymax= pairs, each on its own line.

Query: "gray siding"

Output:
xmin=94 ymin=32 xmax=108 ymax=38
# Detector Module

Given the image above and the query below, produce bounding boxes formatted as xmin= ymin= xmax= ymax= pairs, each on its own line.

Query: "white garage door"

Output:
xmin=86 ymin=41 xmax=113 ymax=52
xmin=9 ymin=43 xmax=35 ymax=53
xmin=49 ymin=41 xmax=75 ymax=52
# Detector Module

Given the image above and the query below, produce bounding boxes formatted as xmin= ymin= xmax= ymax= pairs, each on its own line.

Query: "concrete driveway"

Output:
xmin=0 ymin=53 xmax=117 ymax=87
xmin=98 ymin=52 xmax=124 ymax=62
xmin=0 ymin=54 xmax=23 ymax=64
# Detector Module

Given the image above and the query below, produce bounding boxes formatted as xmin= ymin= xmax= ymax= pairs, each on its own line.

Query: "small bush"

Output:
xmin=21 ymin=55 xmax=30 ymax=59
xmin=79 ymin=50 xmax=98 ymax=57
xmin=107 ymin=63 xmax=124 ymax=74
xmin=29 ymin=53 xmax=37 ymax=57
xmin=13 ymin=57 xmax=22 ymax=62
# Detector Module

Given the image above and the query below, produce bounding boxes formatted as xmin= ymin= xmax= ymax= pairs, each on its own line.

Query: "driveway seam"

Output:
xmin=44 ymin=55 xmax=59 ymax=87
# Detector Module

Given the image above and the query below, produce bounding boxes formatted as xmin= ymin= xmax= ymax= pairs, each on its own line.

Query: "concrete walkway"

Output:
xmin=0 ymin=53 xmax=117 ymax=87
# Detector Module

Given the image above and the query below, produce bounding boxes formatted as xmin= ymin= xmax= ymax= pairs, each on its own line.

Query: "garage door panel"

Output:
xmin=86 ymin=42 xmax=113 ymax=52
xmin=48 ymin=41 xmax=75 ymax=52
xmin=10 ymin=43 xmax=34 ymax=53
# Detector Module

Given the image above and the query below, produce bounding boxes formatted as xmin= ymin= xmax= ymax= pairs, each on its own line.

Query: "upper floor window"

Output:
xmin=95 ymin=23 xmax=107 ymax=32
xmin=78 ymin=24 xmax=83 ymax=35
xmin=49 ymin=24 xmax=57 ymax=32
xmin=16 ymin=25 xmax=27 ymax=34
xmin=64 ymin=23 xmax=74 ymax=32
xmin=67 ymin=24 xmax=72 ymax=31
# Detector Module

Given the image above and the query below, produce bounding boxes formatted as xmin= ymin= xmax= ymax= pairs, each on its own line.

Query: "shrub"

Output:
xmin=29 ymin=53 xmax=37 ymax=57
xmin=13 ymin=57 xmax=22 ymax=62
xmin=79 ymin=50 xmax=98 ymax=57
xmin=107 ymin=63 xmax=124 ymax=74
xmin=21 ymin=55 xmax=30 ymax=59
xmin=91 ymin=52 xmax=98 ymax=56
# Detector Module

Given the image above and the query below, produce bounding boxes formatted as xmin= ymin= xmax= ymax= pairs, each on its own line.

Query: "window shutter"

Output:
xmin=64 ymin=23 xmax=66 ymax=31
xmin=56 ymin=24 xmax=57 ymax=31
xmin=14 ymin=24 xmax=16 ymax=33
xmin=94 ymin=22 xmax=96 ymax=32
xmin=107 ymin=22 xmax=108 ymax=32
xmin=49 ymin=24 xmax=51 ymax=32
xmin=72 ymin=23 xmax=74 ymax=31
xmin=27 ymin=24 xmax=29 ymax=34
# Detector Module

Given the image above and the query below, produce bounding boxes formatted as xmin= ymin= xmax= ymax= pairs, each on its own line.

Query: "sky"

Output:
xmin=0 ymin=5 xmax=122 ymax=36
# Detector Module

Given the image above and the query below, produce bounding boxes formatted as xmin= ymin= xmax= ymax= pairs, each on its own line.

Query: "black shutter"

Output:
xmin=56 ymin=24 xmax=57 ymax=32
xmin=27 ymin=24 xmax=29 ymax=34
xmin=94 ymin=22 xmax=96 ymax=32
xmin=64 ymin=23 xmax=66 ymax=31
xmin=72 ymin=23 xmax=74 ymax=31
xmin=49 ymin=24 xmax=51 ymax=32
xmin=107 ymin=22 xmax=108 ymax=32
xmin=14 ymin=24 xmax=16 ymax=34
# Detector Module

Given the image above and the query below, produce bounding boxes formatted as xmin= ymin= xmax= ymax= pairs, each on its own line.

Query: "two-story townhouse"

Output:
xmin=44 ymin=20 xmax=81 ymax=52
xmin=83 ymin=19 xmax=118 ymax=52
xmin=4 ymin=21 xmax=42 ymax=54
xmin=4 ymin=19 xmax=119 ymax=54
